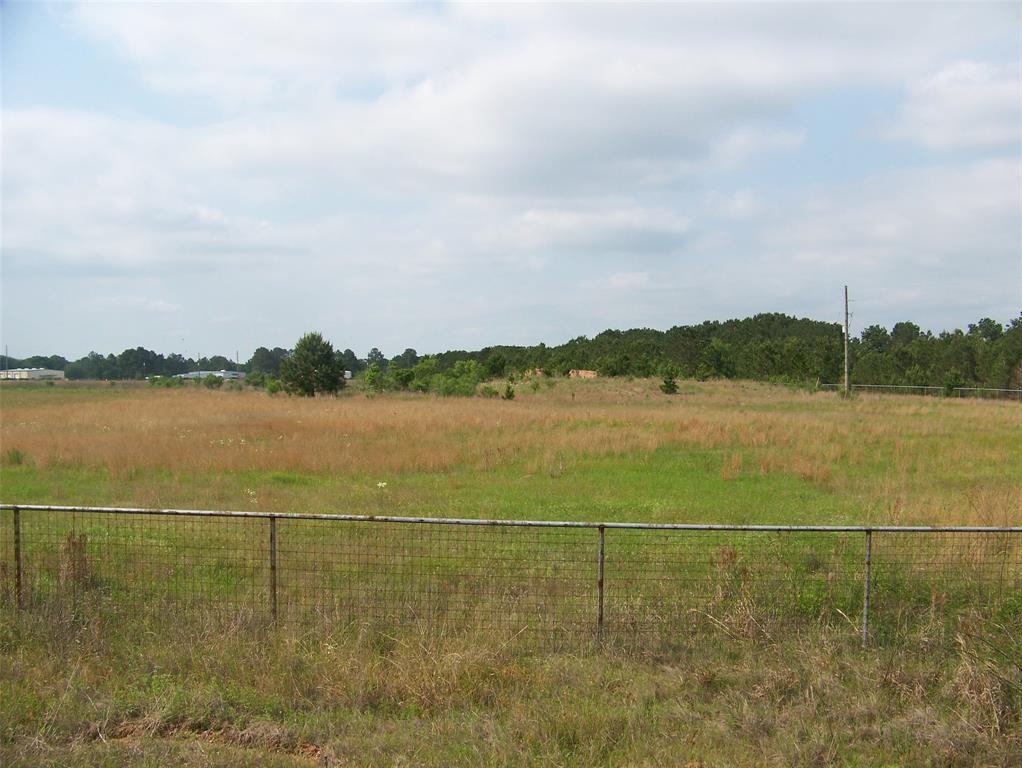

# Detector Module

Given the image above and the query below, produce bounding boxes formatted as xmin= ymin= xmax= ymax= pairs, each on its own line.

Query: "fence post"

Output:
xmin=862 ymin=529 xmax=872 ymax=647
xmin=13 ymin=507 xmax=23 ymax=610
xmin=269 ymin=516 xmax=278 ymax=623
xmin=596 ymin=525 xmax=605 ymax=644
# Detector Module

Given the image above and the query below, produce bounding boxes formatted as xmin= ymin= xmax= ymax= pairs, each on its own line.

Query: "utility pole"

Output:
xmin=843 ymin=285 xmax=850 ymax=396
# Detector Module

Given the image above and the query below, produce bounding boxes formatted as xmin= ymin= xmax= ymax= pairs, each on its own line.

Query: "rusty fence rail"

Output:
xmin=1 ymin=504 xmax=1020 ymax=649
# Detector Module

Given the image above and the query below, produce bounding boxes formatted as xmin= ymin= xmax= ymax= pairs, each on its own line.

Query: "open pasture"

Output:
xmin=1 ymin=379 xmax=1020 ymax=766
xmin=2 ymin=377 xmax=1019 ymax=526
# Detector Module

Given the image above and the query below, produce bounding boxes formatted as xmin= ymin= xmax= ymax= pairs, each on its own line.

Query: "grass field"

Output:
xmin=1 ymin=379 xmax=1020 ymax=766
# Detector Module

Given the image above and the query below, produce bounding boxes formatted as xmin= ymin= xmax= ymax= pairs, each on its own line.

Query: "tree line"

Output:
xmin=3 ymin=312 xmax=1019 ymax=391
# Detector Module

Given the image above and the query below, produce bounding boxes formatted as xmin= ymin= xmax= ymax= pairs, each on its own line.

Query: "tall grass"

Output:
xmin=2 ymin=379 xmax=1020 ymax=766
xmin=2 ymin=378 xmax=1019 ymax=525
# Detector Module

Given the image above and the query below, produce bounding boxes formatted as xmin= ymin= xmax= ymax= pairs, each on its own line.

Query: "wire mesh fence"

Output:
xmin=819 ymin=383 xmax=1022 ymax=400
xmin=1 ymin=505 xmax=1019 ymax=649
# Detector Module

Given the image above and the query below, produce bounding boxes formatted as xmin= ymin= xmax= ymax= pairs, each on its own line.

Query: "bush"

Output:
xmin=363 ymin=363 xmax=385 ymax=394
xmin=943 ymin=367 xmax=966 ymax=396
xmin=149 ymin=376 xmax=183 ymax=388
xmin=438 ymin=360 xmax=484 ymax=397
xmin=266 ymin=379 xmax=282 ymax=395
xmin=660 ymin=364 xmax=679 ymax=394
xmin=502 ymin=381 xmax=515 ymax=400
xmin=202 ymin=374 xmax=223 ymax=389
xmin=479 ymin=384 xmax=499 ymax=398
xmin=392 ymin=368 xmax=415 ymax=390
xmin=3 ymin=448 xmax=27 ymax=466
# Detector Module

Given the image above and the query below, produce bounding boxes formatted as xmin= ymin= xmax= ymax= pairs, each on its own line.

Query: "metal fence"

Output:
xmin=2 ymin=505 xmax=1019 ymax=649
xmin=820 ymin=383 xmax=1022 ymax=400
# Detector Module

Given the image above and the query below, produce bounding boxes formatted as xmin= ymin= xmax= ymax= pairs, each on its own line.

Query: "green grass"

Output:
xmin=1 ymin=381 xmax=1020 ymax=766
xmin=2 ymin=610 xmax=1019 ymax=767
xmin=0 ymin=443 xmax=857 ymax=524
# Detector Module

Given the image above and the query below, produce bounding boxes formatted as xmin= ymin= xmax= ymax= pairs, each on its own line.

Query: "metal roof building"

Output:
xmin=0 ymin=368 xmax=66 ymax=380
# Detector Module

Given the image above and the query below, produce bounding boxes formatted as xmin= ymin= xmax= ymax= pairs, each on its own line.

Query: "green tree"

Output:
xmin=248 ymin=347 xmax=288 ymax=377
xmin=698 ymin=339 xmax=736 ymax=379
xmin=363 ymin=363 xmax=384 ymax=393
xmin=392 ymin=368 xmax=415 ymax=390
xmin=391 ymin=348 xmax=419 ymax=369
xmin=280 ymin=332 xmax=345 ymax=396
xmin=339 ymin=348 xmax=362 ymax=375
xmin=366 ymin=348 xmax=388 ymax=371
xmin=660 ymin=363 xmax=679 ymax=394
xmin=485 ymin=353 xmax=507 ymax=378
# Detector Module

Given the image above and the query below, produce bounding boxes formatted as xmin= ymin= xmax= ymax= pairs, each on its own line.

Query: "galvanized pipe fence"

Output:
xmin=819 ymin=383 xmax=1022 ymax=400
xmin=2 ymin=504 xmax=1019 ymax=649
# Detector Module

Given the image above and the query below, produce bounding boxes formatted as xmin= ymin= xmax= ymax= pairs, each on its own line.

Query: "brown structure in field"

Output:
xmin=569 ymin=369 xmax=597 ymax=379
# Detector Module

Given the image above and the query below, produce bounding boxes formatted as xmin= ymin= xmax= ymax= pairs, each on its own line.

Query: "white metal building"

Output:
xmin=173 ymin=370 xmax=245 ymax=380
xmin=0 ymin=368 xmax=66 ymax=380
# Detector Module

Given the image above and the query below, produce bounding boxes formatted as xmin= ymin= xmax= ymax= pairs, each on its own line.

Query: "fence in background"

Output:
xmin=2 ymin=505 xmax=1019 ymax=649
xmin=819 ymin=383 xmax=1022 ymax=400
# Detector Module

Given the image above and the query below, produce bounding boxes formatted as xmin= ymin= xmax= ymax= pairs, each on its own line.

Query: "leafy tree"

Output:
xmin=248 ymin=347 xmax=288 ymax=377
xmin=392 ymin=368 xmax=415 ymax=390
xmin=411 ymin=356 xmax=440 ymax=392
xmin=391 ymin=348 xmax=419 ymax=369
xmin=698 ymin=339 xmax=736 ymax=379
xmin=943 ymin=367 xmax=966 ymax=396
xmin=860 ymin=325 xmax=891 ymax=355
xmin=366 ymin=348 xmax=388 ymax=371
xmin=363 ymin=363 xmax=384 ymax=393
xmin=339 ymin=348 xmax=362 ymax=375
xmin=439 ymin=360 xmax=484 ymax=396
xmin=280 ymin=332 xmax=345 ymax=396
xmin=968 ymin=318 xmax=1003 ymax=342
xmin=485 ymin=353 xmax=507 ymax=378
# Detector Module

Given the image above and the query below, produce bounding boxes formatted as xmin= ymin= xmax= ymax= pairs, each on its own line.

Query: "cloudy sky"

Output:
xmin=2 ymin=2 xmax=1020 ymax=361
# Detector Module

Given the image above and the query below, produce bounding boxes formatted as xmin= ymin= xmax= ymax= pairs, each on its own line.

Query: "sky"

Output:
xmin=2 ymin=2 xmax=1020 ymax=362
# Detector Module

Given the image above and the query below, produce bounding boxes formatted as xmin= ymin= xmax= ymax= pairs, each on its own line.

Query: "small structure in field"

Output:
xmin=0 ymin=367 xmax=65 ymax=380
xmin=568 ymin=369 xmax=597 ymax=379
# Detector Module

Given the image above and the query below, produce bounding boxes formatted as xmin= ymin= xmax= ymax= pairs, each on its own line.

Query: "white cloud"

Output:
xmin=887 ymin=60 xmax=1021 ymax=150
xmin=606 ymin=272 xmax=651 ymax=290
xmin=91 ymin=296 xmax=181 ymax=314
xmin=764 ymin=158 xmax=1019 ymax=267
xmin=2 ymin=3 xmax=1019 ymax=357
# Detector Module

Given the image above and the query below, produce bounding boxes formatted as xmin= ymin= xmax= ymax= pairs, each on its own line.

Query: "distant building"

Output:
xmin=174 ymin=370 xmax=245 ymax=381
xmin=0 ymin=367 xmax=66 ymax=381
xmin=568 ymin=369 xmax=598 ymax=379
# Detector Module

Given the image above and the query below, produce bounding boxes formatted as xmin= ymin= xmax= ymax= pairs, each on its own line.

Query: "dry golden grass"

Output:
xmin=2 ymin=378 xmax=1019 ymax=525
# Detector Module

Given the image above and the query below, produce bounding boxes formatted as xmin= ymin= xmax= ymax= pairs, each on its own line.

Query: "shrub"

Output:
xmin=660 ymin=363 xmax=679 ymax=394
xmin=479 ymin=384 xmax=499 ymax=398
xmin=202 ymin=374 xmax=223 ymax=389
xmin=502 ymin=381 xmax=515 ymax=400
xmin=363 ymin=363 xmax=385 ymax=394
xmin=943 ymin=367 xmax=966 ymax=396
xmin=2 ymin=448 xmax=27 ymax=466
xmin=392 ymin=368 xmax=415 ymax=390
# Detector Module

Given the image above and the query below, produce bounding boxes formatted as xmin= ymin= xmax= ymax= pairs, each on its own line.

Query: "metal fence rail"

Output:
xmin=2 ymin=504 xmax=1020 ymax=649
xmin=820 ymin=383 xmax=1022 ymax=400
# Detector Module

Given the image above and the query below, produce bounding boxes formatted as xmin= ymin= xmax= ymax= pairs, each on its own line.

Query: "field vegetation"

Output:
xmin=1 ymin=377 xmax=1018 ymax=525
xmin=1 ymin=379 xmax=1020 ymax=766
